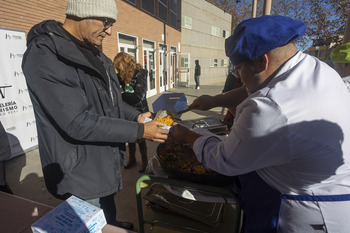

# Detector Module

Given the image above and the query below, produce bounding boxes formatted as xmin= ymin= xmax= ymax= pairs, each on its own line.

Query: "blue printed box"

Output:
xmin=31 ymin=195 xmax=106 ymax=233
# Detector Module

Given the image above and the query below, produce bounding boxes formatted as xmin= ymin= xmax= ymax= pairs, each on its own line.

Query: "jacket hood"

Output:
xmin=26 ymin=20 xmax=106 ymax=75
xmin=27 ymin=20 xmax=67 ymax=47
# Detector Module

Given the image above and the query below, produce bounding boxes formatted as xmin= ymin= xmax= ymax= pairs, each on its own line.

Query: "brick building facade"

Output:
xmin=0 ymin=0 xmax=182 ymax=97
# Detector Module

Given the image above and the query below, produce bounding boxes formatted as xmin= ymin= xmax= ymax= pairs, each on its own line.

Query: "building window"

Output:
xmin=170 ymin=0 xmax=178 ymax=28
xmin=170 ymin=0 xmax=177 ymax=11
xmin=223 ymin=29 xmax=229 ymax=38
xmin=118 ymin=33 xmax=138 ymax=59
xmin=181 ymin=15 xmax=192 ymax=29
xmin=181 ymin=57 xmax=189 ymax=68
xmin=142 ymin=0 xmax=155 ymax=15
xmin=126 ymin=0 xmax=136 ymax=5
xmin=210 ymin=58 xmax=218 ymax=67
xmin=119 ymin=34 xmax=137 ymax=46
xmin=143 ymin=40 xmax=155 ymax=49
xmin=211 ymin=26 xmax=220 ymax=37
xmin=221 ymin=59 xmax=228 ymax=67
xmin=159 ymin=0 xmax=168 ymax=22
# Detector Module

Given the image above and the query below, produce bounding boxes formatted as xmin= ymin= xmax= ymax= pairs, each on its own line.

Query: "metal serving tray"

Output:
xmin=179 ymin=116 xmax=228 ymax=135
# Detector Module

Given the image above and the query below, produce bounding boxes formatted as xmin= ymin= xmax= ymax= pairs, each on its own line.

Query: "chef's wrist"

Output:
xmin=185 ymin=129 xmax=201 ymax=147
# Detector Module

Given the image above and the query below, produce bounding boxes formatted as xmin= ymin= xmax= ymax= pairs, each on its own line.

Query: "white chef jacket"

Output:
xmin=193 ymin=51 xmax=350 ymax=233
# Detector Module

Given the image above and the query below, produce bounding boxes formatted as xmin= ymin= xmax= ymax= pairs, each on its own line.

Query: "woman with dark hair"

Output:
xmin=113 ymin=52 xmax=149 ymax=172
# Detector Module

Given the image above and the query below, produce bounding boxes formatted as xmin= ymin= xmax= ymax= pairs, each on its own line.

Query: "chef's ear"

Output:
xmin=252 ymin=54 xmax=268 ymax=73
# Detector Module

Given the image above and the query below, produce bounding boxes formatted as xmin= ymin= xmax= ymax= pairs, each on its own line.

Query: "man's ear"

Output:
xmin=252 ymin=54 xmax=268 ymax=73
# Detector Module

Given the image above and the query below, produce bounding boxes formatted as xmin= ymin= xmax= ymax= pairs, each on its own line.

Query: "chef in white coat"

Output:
xmin=171 ymin=15 xmax=350 ymax=233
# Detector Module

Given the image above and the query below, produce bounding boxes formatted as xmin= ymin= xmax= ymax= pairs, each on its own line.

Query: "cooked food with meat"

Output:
xmin=157 ymin=143 xmax=215 ymax=175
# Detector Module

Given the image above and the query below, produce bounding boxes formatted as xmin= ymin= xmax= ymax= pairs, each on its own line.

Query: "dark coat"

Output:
xmin=222 ymin=72 xmax=243 ymax=93
xmin=119 ymin=69 xmax=149 ymax=113
xmin=22 ymin=20 xmax=143 ymax=200
xmin=0 ymin=122 xmax=11 ymax=161
xmin=195 ymin=64 xmax=201 ymax=76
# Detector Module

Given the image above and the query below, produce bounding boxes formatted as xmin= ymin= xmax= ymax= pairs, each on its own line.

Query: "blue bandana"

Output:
xmin=225 ymin=15 xmax=306 ymax=66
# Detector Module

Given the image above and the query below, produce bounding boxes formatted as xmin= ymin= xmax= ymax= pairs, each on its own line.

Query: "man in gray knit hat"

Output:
xmin=22 ymin=0 xmax=169 ymax=230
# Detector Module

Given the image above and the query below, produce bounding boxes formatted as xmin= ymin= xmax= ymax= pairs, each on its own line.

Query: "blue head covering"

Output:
xmin=225 ymin=15 xmax=306 ymax=66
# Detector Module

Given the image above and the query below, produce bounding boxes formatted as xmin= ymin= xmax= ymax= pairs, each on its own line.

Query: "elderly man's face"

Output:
xmin=81 ymin=18 xmax=113 ymax=47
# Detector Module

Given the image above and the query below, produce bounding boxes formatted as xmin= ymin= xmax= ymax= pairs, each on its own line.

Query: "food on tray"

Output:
xmin=157 ymin=142 xmax=236 ymax=186
xmin=157 ymin=143 xmax=214 ymax=175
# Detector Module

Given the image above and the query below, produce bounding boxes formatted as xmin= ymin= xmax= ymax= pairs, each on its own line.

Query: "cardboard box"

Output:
xmin=31 ymin=195 xmax=106 ymax=233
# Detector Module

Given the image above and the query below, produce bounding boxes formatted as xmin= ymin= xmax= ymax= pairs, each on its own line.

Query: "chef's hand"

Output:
xmin=143 ymin=120 xmax=169 ymax=143
xmin=168 ymin=124 xmax=201 ymax=147
xmin=189 ymin=95 xmax=217 ymax=111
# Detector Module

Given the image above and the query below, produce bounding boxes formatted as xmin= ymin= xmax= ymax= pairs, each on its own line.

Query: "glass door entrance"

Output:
xmin=143 ymin=40 xmax=157 ymax=97
xmin=159 ymin=44 xmax=168 ymax=93
xmin=170 ymin=46 xmax=177 ymax=88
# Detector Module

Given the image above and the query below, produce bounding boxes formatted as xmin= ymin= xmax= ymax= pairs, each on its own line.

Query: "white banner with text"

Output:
xmin=0 ymin=28 xmax=37 ymax=159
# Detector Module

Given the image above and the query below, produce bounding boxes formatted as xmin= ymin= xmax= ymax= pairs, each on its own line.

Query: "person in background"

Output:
xmin=222 ymin=64 xmax=243 ymax=130
xmin=113 ymin=52 xmax=149 ymax=173
xmin=222 ymin=64 xmax=242 ymax=93
xmin=171 ymin=15 xmax=350 ymax=232
xmin=0 ymin=122 xmax=13 ymax=194
xmin=330 ymin=41 xmax=350 ymax=91
xmin=21 ymin=0 xmax=169 ymax=230
xmin=194 ymin=59 xmax=201 ymax=89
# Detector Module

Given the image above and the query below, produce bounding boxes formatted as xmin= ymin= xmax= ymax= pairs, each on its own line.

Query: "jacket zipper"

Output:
xmin=106 ymin=71 xmax=115 ymax=106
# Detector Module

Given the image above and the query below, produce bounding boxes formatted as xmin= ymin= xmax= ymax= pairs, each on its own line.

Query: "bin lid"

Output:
xmin=180 ymin=116 xmax=227 ymax=135
xmin=152 ymin=93 xmax=187 ymax=117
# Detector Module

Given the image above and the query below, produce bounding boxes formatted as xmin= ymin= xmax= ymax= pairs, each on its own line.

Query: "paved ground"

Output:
xmin=5 ymin=81 xmax=227 ymax=232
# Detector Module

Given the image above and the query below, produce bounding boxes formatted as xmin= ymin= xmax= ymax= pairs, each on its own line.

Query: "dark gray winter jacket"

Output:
xmin=22 ymin=20 xmax=143 ymax=200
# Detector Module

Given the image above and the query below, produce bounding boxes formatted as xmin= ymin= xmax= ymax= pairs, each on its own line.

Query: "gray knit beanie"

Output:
xmin=66 ymin=0 xmax=118 ymax=21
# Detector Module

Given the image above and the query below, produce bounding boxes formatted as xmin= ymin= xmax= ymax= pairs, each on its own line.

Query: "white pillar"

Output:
xmin=252 ymin=0 xmax=257 ymax=18
xmin=263 ymin=0 xmax=272 ymax=15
